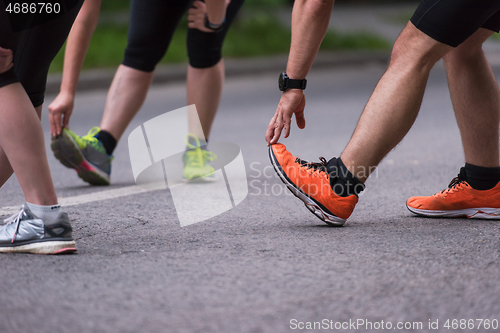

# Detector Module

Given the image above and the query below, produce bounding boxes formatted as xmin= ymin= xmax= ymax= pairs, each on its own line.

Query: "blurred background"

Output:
xmin=49 ymin=0 xmax=424 ymax=73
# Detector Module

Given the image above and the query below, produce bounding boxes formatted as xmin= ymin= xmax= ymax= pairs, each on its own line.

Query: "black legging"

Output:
xmin=0 ymin=0 xmax=84 ymax=107
xmin=122 ymin=0 xmax=245 ymax=72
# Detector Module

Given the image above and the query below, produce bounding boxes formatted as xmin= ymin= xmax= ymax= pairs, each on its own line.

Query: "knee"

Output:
xmin=123 ymin=42 xmax=168 ymax=72
xmin=188 ymin=48 xmax=222 ymax=69
xmin=389 ymin=23 xmax=449 ymax=72
xmin=123 ymin=50 xmax=161 ymax=73
xmin=187 ymin=28 xmax=224 ymax=69
xmin=443 ymin=43 xmax=484 ymax=66
xmin=444 ymin=28 xmax=492 ymax=65
xmin=388 ymin=36 xmax=428 ymax=73
xmin=389 ymin=36 xmax=409 ymax=66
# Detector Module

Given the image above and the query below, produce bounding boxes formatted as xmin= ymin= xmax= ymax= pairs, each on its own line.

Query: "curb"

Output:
xmin=45 ymin=50 xmax=390 ymax=95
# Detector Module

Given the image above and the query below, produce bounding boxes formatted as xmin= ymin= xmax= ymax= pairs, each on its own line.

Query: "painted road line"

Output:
xmin=0 ymin=185 xmax=158 ymax=217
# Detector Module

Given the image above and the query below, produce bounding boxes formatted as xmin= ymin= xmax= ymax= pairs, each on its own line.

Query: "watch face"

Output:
xmin=279 ymin=72 xmax=287 ymax=91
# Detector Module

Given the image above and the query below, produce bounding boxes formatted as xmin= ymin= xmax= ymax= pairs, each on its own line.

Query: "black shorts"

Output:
xmin=411 ymin=0 xmax=500 ymax=47
xmin=122 ymin=0 xmax=245 ymax=72
xmin=0 ymin=0 xmax=83 ymax=107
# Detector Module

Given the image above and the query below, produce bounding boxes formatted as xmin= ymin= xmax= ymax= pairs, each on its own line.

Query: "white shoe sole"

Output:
xmin=407 ymin=205 xmax=500 ymax=220
xmin=0 ymin=240 xmax=77 ymax=254
xmin=269 ymin=146 xmax=345 ymax=226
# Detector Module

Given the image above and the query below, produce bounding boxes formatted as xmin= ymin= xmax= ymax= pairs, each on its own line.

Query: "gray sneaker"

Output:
xmin=51 ymin=127 xmax=112 ymax=186
xmin=0 ymin=205 xmax=77 ymax=254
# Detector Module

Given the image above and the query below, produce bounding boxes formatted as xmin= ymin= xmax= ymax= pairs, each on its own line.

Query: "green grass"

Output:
xmin=321 ymin=29 xmax=390 ymax=50
xmin=49 ymin=10 xmax=390 ymax=73
xmin=381 ymin=11 xmax=413 ymax=25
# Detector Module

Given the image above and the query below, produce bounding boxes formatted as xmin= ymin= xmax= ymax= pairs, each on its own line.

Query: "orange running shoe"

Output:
xmin=269 ymin=143 xmax=358 ymax=226
xmin=407 ymin=173 xmax=500 ymax=219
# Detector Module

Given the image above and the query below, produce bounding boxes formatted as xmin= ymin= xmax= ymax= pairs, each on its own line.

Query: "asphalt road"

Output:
xmin=1 ymin=61 xmax=499 ymax=333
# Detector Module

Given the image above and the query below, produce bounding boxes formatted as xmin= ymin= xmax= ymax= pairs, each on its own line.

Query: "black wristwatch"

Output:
xmin=278 ymin=72 xmax=307 ymax=91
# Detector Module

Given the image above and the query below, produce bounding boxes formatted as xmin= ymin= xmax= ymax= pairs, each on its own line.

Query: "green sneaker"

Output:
xmin=183 ymin=134 xmax=217 ymax=181
xmin=51 ymin=127 xmax=112 ymax=185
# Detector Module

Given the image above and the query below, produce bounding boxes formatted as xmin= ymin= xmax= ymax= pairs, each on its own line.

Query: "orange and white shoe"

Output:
xmin=269 ymin=143 xmax=358 ymax=226
xmin=406 ymin=174 xmax=500 ymax=219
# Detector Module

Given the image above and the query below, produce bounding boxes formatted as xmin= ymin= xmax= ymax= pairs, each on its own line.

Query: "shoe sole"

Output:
xmin=407 ymin=205 xmax=500 ymax=220
xmin=183 ymin=173 xmax=217 ymax=182
xmin=51 ymin=131 xmax=110 ymax=186
xmin=268 ymin=146 xmax=345 ymax=226
xmin=0 ymin=240 xmax=77 ymax=254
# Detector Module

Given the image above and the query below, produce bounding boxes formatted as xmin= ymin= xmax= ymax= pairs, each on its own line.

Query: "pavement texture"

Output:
xmin=2 ymin=3 xmax=500 ymax=333
xmin=2 ymin=59 xmax=500 ymax=332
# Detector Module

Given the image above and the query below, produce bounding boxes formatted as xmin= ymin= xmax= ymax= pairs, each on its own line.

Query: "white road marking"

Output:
xmin=0 ymin=185 xmax=157 ymax=217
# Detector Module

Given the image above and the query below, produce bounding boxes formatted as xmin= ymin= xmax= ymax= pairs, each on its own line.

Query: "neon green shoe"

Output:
xmin=183 ymin=134 xmax=217 ymax=181
xmin=51 ymin=127 xmax=112 ymax=185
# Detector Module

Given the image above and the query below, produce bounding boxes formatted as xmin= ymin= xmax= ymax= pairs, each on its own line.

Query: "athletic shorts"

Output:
xmin=0 ymin=0 xmax=83 ymax=107
xmin=411 ymin=0 xmax=500 ymax=47
xmin=123 ymin=0 xmax=245 ymax=72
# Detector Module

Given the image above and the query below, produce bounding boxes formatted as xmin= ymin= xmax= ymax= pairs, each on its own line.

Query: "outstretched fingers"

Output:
xmin=265 ymin=90 xmax=306 ymax=144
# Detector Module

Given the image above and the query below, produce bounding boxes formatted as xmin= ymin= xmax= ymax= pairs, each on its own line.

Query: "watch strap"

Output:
xmin=286 ymin=78 xmax=307 ymax=90
xmin=204 ymin=14 xmax=225 ymax=33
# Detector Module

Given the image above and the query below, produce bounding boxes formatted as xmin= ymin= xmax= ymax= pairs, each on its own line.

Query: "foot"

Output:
xmin=269 ymin=143 xmax=358 ymax=226
xmin=407 ymin=172 xmax=500 ymax=219
xmin=183 ymin=134 xmax=217 ymax=181
xmin=0 ymin=205 xmax=76 ymax=254
xmin=51 ymin=127 xmax=112 ymax=185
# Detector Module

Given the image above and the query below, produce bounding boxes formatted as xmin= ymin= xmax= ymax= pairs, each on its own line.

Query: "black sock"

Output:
xmin=326 ymin=157 xmax=365 ymax=197
xmin=96 ymin=130 xmax=117 ymax=155
xmin=463 ymin=163 xmax=500 ymax=190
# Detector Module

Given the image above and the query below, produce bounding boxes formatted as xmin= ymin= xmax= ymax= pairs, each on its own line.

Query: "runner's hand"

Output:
xmin=266 ymin=89 xmax=306 ymax=144
xmin=188 ymin=0 xmax=230 ymax=33
xmin=188 ymin=1 xmax=212 ymax=32
xmin=48 ymin=91 xmax=74 ymax=137
xmin=0 ymin=47 xmax=13 ymax=74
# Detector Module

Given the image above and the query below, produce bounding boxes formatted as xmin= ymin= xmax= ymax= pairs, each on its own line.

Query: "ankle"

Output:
xmin=96 ymin=130 xmax=117 ymax=155
xmin=463 ymin=163 xmax=500 ymax=190
xmin=326 ymin=157 xmax=365 ymax=197
xmin=25 ymin=202 xmax=61 ymax=224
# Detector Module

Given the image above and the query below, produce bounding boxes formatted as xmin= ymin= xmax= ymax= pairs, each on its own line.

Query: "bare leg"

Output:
xmin=444 ymin=28 xmax=500 ymax=168
xmin=0 ymin=104 xmax=43 ymax=187
xmin=340 ymin=23 xmax=453 ymax=182
xmin=0 ymin=84 xmax=57 ymax=205
xmin=0 ymin=147 xmax=13 ymax=186
xmin=187 ymin=59 xmax=224 ymax=140
xmin=100 ymin=65 xmax=154 ymax=141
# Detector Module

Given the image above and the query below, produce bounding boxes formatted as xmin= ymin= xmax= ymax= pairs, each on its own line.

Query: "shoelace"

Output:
xmin=81 ymin=126 xmax=103 ymax=148
xmin=4 ymin=206 xmax=25 ymax=243
xmin=185 ymin=149 xmax=217 ymax=167
xmin=295 ymin=157 xmax=329 ymax=178
xmin=439 ymin=174 xmax=469 ymax=195
xmin=184 ymin=134 xmax=217 ymax=167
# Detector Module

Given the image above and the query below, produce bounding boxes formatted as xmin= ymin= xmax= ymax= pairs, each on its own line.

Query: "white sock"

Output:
xmin=25 ymin=202 xmax=62 ymax=224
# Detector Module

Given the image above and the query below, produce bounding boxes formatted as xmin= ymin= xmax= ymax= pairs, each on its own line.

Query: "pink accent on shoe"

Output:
xmin=79 ymin=161 xmax=95 ymax=172
xmin=53 ymin=247 xmax=77 ymax=254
